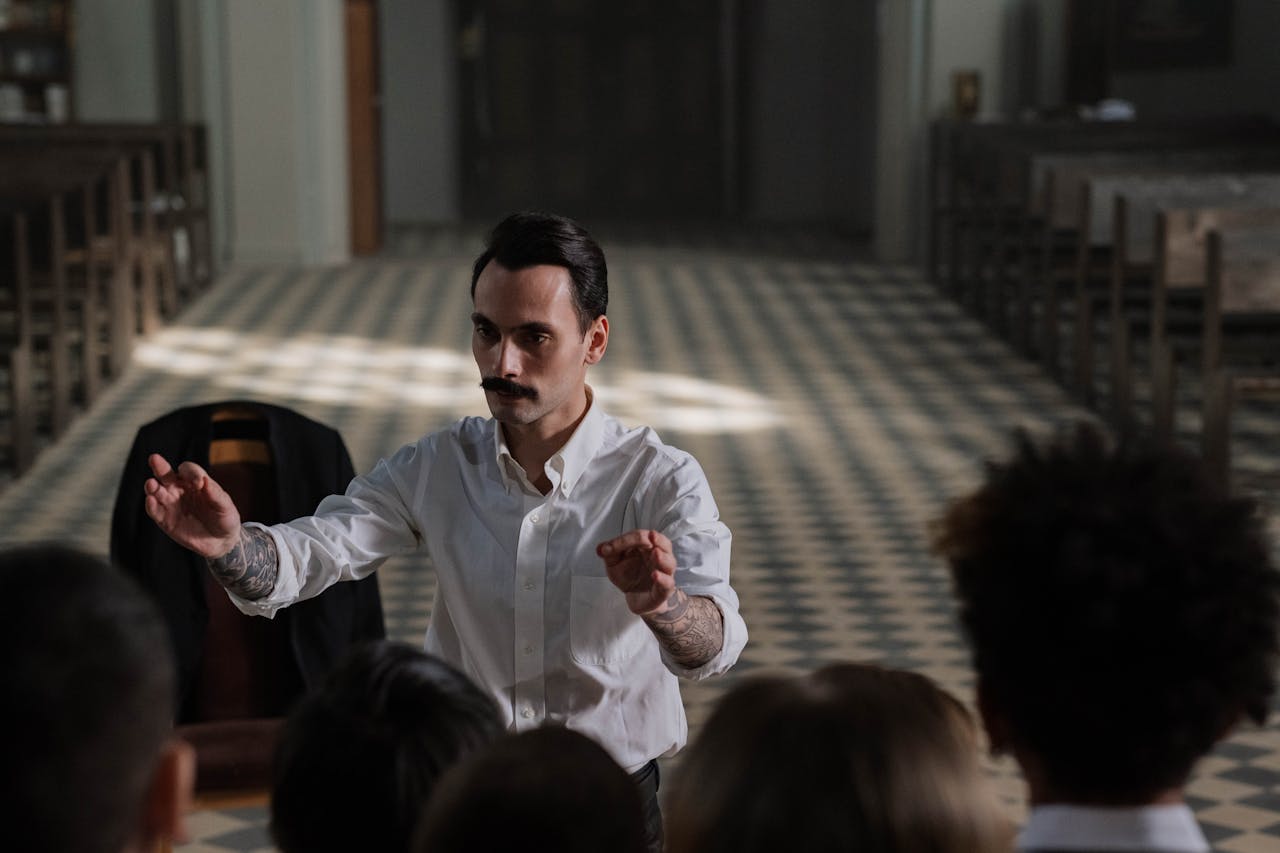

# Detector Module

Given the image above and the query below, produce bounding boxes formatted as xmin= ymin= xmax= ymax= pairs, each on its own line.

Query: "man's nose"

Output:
xmin=496 ymin=338 xmax=521 ymax=377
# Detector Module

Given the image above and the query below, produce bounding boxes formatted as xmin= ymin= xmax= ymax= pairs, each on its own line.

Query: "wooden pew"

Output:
xmin=1147 ymin=207 xmax=1280 ymax=438
xmin=0 ymin=149 xmax=139 ymax=433
xmin=0 ymin=211 xmax=37 ymax=474
xmin=1021 ymin=148 xmax=1280 ymax=376
xmin=1200 ymin=225 xmax=1280 ymax=489
xmin=0 ymin=122 xmax=213 ymax=307
xmin=1097 ymin=177 xmax=1280 ymax=432
xmin=938 ymin=117 xmax=1280 ymax=344
xmin=1 ymin=140 xmax=170 ymax=336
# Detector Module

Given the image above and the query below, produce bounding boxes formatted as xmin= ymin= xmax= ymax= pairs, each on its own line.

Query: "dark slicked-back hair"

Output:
xmin=934 ymin=422 xmax=1280 ymax=803
xmin=470 ymin=211 xmax=608 ymax=333
xmin=413 ymin=726 xmax=648 ymax=853
xmin=0 ymin=544 xmax=177 ymax=853
xmin=270 ymin=641 xmax=501 ymax=853
xmin=664 ymin=663 xmax=1007 ymax=853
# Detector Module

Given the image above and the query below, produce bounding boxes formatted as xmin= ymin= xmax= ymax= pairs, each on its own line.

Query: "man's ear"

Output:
xmin=585 ymin=314 xmax=609 ymax=365
xmin=976 ymin=677 xmax=1012 ymax=757
xmin=139 ymin=738 xmax=197 ymax=847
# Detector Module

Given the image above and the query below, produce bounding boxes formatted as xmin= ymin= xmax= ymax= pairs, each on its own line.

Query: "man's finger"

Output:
xmin=596 ymin=528 xmax=670 ymax=559
xmin=176 ymin=460 xmax=211 ymax=487
xmin=147 ymin=453 xmax=175 ymax=482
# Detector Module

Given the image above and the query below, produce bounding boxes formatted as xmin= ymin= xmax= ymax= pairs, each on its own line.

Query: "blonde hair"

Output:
xmin=666 ymin=662 xmax=1010 ymax=853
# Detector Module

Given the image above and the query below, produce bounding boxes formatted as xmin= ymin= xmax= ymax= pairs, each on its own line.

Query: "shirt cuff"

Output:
xmin=223 ymin=522 xmax=299 ymax=619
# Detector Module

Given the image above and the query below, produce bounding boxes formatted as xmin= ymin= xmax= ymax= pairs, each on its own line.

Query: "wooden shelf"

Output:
xmin=0 ymin=1 xmax=71 ymax=123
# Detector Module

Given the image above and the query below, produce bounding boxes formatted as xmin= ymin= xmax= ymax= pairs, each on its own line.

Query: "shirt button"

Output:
xmin=531 ymin=514 xmax=540 ymax=524
xmin=523 ymin=580 xmax=535 ymax=591
xmin=524 ymin=644 xmax=533 ymax=655
xmin=521 ymin=707 xmax=534 ymax=719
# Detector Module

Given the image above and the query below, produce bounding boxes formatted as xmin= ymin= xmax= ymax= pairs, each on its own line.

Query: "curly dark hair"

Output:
xmin=933 ymin=422 xmax=1280 ymax=803
xmin=471 ymin=211 xmax=607 ymax=333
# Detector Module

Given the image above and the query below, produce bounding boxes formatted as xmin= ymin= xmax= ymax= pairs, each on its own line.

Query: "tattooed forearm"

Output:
xmin=206 ymin=526 xmax=279 ymax=601
xmin=643 ymin=589 xmax=724 ymax=669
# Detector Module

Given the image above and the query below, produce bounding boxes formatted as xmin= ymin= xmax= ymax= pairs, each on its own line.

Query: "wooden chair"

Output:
xmin=174 ymin=406 xmax=298 ymax=803
xmin=111 ymin=401 xmax=386 ymax=831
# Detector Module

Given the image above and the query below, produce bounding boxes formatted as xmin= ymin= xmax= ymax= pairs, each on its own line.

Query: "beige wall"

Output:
xmin=214 ymin=0 xmax=350 ymax=265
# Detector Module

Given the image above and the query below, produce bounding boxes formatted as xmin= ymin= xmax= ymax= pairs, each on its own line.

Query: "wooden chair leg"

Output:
xmin=1150 ymin=338 xmax=1177 ymax=442
xmin=1073 ymin=294 xmax=1094 ymax=404
xmin=1201 ymin=373 xmax=1233 ymax=491
xmin=8 ymin=346 xmax=36 ymax=474
xmin=1110 ymin=317 xmax=1131 ymax=425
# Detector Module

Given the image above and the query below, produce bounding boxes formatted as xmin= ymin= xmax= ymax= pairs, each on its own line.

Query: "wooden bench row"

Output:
xmin=929 ymin=117 xmax=1280 ymax=489
xmin=0 ymin=122 xmax=213 ymax=477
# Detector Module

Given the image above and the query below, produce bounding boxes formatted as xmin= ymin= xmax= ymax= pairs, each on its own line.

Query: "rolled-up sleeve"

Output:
xmin=641 ymin=452 xmax=748 ymax=680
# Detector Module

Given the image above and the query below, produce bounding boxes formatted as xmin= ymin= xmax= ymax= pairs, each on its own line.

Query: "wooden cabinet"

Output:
xmin=0 ymin=1 xmax=72 ymax=123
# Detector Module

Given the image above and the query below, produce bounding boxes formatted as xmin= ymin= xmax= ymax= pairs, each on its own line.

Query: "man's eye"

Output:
xmin=475 ymin=326 xmax=497 ymax=340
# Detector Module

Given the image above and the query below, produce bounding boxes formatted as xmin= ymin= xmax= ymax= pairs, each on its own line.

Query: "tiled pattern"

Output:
xmin=1 ymin=227 xmax=1277 ymax=852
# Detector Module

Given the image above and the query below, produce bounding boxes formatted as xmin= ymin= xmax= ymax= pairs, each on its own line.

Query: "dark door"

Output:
xmin=457 ymin=0 xmax=732 ymax=219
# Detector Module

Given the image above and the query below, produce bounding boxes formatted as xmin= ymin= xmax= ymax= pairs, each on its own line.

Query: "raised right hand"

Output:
xmin=143 ymin=453 xmax=242 ymax=559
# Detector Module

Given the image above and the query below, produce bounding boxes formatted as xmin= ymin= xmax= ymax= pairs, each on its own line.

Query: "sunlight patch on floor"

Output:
xmin=133 ymin=327 xmax=785 ymax=434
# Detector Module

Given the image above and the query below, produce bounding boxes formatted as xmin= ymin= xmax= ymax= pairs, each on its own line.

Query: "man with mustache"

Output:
xmin=144 ymin=211 xmax=747 ymax=851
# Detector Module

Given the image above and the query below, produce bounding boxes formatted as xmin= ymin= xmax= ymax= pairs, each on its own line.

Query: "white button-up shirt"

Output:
xmin=230 ymin=397 xmax=747 ymax=771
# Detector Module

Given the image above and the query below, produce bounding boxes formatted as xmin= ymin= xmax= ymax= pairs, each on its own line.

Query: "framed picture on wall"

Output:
xmin=1111 ymin=0 xmax=1233 ymax=70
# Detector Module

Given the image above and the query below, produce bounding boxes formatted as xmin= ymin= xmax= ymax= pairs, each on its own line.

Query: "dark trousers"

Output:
xmin=631 ymin=759 xmax=663 ymax=852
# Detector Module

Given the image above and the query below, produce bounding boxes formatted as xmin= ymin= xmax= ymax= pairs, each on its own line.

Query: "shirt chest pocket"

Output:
xmin=569 ymin=576 xmax=650 ymax=665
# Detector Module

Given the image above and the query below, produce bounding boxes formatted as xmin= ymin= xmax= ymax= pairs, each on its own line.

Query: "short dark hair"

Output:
xmin=934 ymin=422 xmax=1280 ymax=802
xmin=413 ymin=726 xmax=648 ymax=853
xmin=0 ymin=544 xmax=177 ymax=853
xmin=270 ymin=641 xmax=502 ymax=853
xmin=471 ymin=211 xmax=608 ymax=333
xmin=665 ymin=663 xmax=1007 ymax=853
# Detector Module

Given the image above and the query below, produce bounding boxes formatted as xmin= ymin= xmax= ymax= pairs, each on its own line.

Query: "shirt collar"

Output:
xmin=492 ymin=387 xmax=605 ymax=497
xmin=1018 ymin=803 xmax=1209 ymax=852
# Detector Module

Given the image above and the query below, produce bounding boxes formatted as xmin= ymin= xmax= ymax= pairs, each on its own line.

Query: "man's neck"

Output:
xmin=502 ymin=390 xmax=590 ymax=493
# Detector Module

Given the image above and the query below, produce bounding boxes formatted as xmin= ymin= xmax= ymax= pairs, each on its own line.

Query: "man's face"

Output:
xmin=471 ymin=260 xmax=607 ymax=431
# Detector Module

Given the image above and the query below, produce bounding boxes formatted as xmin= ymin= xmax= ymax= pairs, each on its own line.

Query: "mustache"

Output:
xmin=480 ymin=377 xmax=538 ymax=399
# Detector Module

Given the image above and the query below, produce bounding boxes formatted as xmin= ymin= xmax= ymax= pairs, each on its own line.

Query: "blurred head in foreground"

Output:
xmin=0 ymin=544 xmax=192 ymax=853
xmin=664 ymin=662 xmax=1009 ymax=853
xmin=413 ymin=725 xmax=648 ymax=853
xmin=271 ymin=641 xmax=502 ymax=853
xmin=934 ymin=423 xmax=1280 ymax=804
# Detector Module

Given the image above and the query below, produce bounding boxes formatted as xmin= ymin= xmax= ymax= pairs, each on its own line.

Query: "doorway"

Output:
xmin=454 ymin=0 xmax=735 ymax=220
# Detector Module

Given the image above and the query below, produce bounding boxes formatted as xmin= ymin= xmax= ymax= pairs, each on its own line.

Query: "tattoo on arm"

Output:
xmin=207 ymin=526 xmax=279 ymax=601
xmin=643 ymin=589 xmax=724 ymax=669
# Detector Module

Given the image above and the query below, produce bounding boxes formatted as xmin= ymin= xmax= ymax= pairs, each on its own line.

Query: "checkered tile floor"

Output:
xmin=2 ymin=225 xmax=1277 ymax=852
